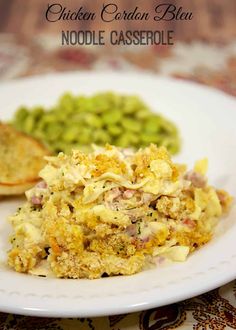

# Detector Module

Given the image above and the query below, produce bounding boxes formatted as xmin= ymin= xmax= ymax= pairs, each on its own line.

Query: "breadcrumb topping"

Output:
xmin=7 ymin=144 xmax=232 ymax=279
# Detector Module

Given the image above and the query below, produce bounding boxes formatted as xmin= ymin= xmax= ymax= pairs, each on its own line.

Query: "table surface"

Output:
xmin=0 ymin=1 xmax=236 ymax=328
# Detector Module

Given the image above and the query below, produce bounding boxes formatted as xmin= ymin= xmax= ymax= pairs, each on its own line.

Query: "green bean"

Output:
xmin=107 ymin=125 xmax=122 ymax=136
xmin=94 ymin=129 xmax=111 ymax=144
xmin=102 ymin=110 xmax=122 ymax=125
xmin=23 ymin=116 xmax=35 ymax=134
xmin=123 ymin=96 xmax=145 ymax=114
xmin=122 ymin=118 xmax=142 ymax=132
xmin=45 ymin=123 xmax=63 ymax=141
xmin=10 ymin=92 xmax=180 ymax=155
xmin=31 ymin=107 xmax=44 ymax=120
xmin=140 ymin=133 xmax=162 ymax=145
xmin=116 ymin=132 xmax=139 ymax=147
xmin=58 ymin=93 xmax=76 ymax=113
xmin=84 ymin=114 xmax=102 ymax=128
xmin=144 ymin=118 xmax=161 ymax=134
xmin=63 ymin=126 xmax=81 ymax=143
xmin=135 ymin=109 xmax=150 ymax=119
xmin=14 ymin=107 xmax=29 ymax=123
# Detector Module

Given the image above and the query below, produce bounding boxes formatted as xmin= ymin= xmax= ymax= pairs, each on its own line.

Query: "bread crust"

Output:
xmin=0 ymin=123 xmax=49 ymax=195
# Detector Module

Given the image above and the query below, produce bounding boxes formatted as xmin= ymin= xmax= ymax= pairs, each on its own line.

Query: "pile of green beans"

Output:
xmin=11 ymin=92 xmax=180 ymax=154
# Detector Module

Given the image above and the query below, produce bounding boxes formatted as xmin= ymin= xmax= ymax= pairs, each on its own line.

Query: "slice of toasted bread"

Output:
xmin=0 ymin=123 xmax=49 ymax=195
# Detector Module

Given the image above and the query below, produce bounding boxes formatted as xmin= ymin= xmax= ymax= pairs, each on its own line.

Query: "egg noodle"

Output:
xmin=8 ymin=144 xmax=232 ymax=279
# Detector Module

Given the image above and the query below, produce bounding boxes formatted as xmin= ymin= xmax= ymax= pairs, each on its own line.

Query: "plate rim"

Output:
xmin=0 ymin=255 xmax=235 ymax=317
xmin=0 ymin=71 xmax=235 ymax=317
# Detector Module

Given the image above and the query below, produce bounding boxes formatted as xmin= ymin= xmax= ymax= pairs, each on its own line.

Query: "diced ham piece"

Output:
xmin=126 ymin=224 xmax=137 ymax=236
xmin=123 ymin=189 xmax=135 ymax=199
xmin=217 ymin=191 xmax=227 ymax=205
xmin=31 ymin=196 xmax=43 ymax=205
xmin=216 ymin=190 xmax=230 ymax=211
xmin=141 ymin=236 xmax=150 ymax=243
xmin=155 ymin=256 xmax=166 ymax=265
xmin=184 ymin=171 xmax=206 ymax=188
xmin=183 ymin=218 xmax=196 ymax=229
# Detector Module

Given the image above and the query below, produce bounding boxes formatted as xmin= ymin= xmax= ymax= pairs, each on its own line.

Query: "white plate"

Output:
xmin=0 ymin=72 xmax=235 ymax=317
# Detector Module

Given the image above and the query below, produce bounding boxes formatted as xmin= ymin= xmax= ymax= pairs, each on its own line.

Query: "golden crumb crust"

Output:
xmin=0 ymin=123 xmax=49 ymax=195
xmin=7 ymin=144 xmax=232 ymax=279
